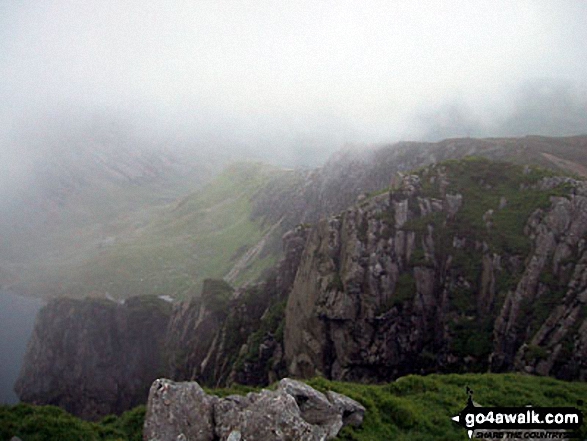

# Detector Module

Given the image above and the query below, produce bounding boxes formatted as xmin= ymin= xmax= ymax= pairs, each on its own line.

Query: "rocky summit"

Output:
xmin=142 ymin=378 xmax=365 ymax=441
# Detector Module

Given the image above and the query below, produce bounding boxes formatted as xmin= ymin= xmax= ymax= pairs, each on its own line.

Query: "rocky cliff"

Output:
xmin=15 ymin=296 xmax=171 ymax=420
xmin=15 ymin=151 xmax=587 ymax=420
xmin=167 ymin=157 xmax=587 ymax=388
xmin=166 ymin=225 xmax=309 ymax=387
xmin=285 ymin=158 xmax=587 ymax=382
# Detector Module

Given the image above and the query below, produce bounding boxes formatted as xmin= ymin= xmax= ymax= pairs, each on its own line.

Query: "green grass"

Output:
xmin=0 ymin=404 xmax=145 ymax=441
xmin=306 ymin=374 xmax=587 ymax=440
xmin=46 ymin=162 xmax=287 ymax=299
xmin=4 ymin=374 xmax=585 ymax=440
xmin=200 ymin=279 xmax=233 ymax=315
xmin=415 ymin=157 xmax=565 ymax=257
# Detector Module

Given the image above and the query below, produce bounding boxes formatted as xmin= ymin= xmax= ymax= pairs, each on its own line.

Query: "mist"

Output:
xmin=1 ymin=0 xmax=587 ymax=179
xmin=3 ymin=0 xmax=587 ymax=415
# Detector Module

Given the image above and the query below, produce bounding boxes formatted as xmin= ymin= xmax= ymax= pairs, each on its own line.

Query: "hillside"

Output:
xmin=33 ymin=162 xmax=287 ymax=299
xmin=0 ymin=136 xmax=224 ymax=297
xmin=148 ymin=157 xmax=586 ymax=390
xmin=15 ymin=156 xmax=587 ymax=422
xmin=3 ymin=374 xmax=586 ymax=440
xmin=3 ymin=135 xmax=587 ymax=300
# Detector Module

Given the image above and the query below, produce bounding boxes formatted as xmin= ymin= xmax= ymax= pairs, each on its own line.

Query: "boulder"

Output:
xmin=143 ymin=378 xmax=365 ymax=441
xmin=143 ymin=379 xmax=217 ymax=441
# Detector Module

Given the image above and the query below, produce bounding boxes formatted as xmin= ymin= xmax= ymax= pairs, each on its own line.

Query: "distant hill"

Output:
xmin=37 ymin=162 xmax=288 ymax=299
xmin=3 ymin=135 xmax=587 ymax=299
xmin=0 ymin=134 xmax=226 ymax=297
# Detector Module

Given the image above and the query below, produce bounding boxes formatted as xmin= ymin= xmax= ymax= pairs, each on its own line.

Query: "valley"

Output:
xmin=4 ymin=135 xmax=587 ymax=439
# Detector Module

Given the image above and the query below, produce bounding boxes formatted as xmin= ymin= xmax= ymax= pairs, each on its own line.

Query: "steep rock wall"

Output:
xmin=15 ymin=296 xmax=171 ymax=420
xmin=284 ymin=160 xmax=587 ymax=382
xmin=165 ymin=225 xmax=309 ymax=387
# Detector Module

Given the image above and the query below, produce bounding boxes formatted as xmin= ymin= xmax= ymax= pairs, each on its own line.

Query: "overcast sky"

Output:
xmin=1 ymin=0 xmax=587 ymax=166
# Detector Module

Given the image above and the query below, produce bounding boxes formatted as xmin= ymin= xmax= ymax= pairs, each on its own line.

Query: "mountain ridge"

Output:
xmin=14 ymin=148 xmax=587 ymax=420
xmin=4 ymin=135 xmax=587 ymax=299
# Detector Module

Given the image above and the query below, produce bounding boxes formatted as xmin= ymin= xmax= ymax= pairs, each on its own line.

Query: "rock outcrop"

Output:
xmin=15 ymin=157 xmax=587 ymax=423
xmin=15 ymin=296 xmax=171 ymax=420
xmin=143 ymin=378 xmax=365 ymax=441
xmin=284 ymin=159 xmax=587 ymax=382
xmin=166 ymin=225 xmax=309 ymax=387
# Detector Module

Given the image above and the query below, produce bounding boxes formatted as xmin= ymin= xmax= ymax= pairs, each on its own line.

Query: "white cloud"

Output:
xmin=1 ymin=0 xmax=586 ymax=159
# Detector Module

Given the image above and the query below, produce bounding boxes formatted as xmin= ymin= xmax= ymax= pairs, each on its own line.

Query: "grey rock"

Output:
xmin=278 ymin=378 xmax=343 ymax=437
xmin=214 ymin=389 xmax=321 ymax=441
xmin=15 ymin=296 xmax=171 ymax=420
xmin=143 ymin=378 xmax=365 ymax=441
xmin=326 ymin=390 xmax=365 ymax=427
xmin=444 ymin=193 xmax=463 ymax=218
xmin=499 ymin=196 xmax=508 ymax=209
xmin=143 ymin=379 xmax=217 ymax=441
xmin=394 ymin=199 xmax=409 ymax=228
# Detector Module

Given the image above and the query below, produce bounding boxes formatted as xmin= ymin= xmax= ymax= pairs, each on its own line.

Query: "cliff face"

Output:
xmin=166 ymin=226 xmax=309 ymax=387
xmin=166 ymin=158 xmax=587 ymax=387
xmin=15 ymin=152 xmax=587 ymax=420
xmin=15 ymin=296 xmax=171 ymax=420
xmin=166 ymin=279 xmax=234 ymax=384
xmin=284 ymin=159 xmax=587 ymax=382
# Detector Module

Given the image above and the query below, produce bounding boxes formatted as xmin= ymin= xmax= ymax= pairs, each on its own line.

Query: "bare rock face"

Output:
xmin=166 ymin=225 xmax=309 ymax=388
xmin=143 ymin=379 xmax=217 ymax=441
xmin=143 ymin=378 xmax=365 ymax=441
xmin=492 ymin=186 xmax=587 ymax=378
xmin=165 ymin=279 xmax=234 ymax=384
xmin=284 ymin=161 xmax=587 ymax=382
xmin=15 ymin=296 xmax=171 ymax=420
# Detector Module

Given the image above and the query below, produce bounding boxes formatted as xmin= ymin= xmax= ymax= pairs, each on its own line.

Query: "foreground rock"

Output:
xmin=143 ymin=378 xmax=365 ymax=441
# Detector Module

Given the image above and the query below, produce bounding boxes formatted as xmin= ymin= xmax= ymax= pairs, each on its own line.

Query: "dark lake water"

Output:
xmin=0 ymin=289 xmax=43 ymax=404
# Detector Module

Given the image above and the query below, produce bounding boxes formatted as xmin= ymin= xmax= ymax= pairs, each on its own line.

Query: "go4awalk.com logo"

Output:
xmin=451 ymin=387 xmax=584 ymax=439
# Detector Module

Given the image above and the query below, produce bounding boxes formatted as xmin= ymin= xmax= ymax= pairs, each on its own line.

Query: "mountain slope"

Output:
xmin=17 ymin=162 xmax=286 ymax=299
xmin=5 ymin=135 xmax=587 ymax=299
xmin=161 ymin=157 xmax=587 ymax=387
xmin=154 ymin=157 xmax=587 ymax=388
xmin=14 ymin=156 xmax=587 ymax=420
xmin=0 ymin=136 xmax=223 ymax=296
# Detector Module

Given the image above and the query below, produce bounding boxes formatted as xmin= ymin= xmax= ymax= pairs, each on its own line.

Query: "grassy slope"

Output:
xmin=2 ymin=374 xmax=585 ymax=440
xmin=47 ymin=162 xmax=283 ymax=299
xmin=10 ymin=136 xmax=586 ymax=299
xmin=308 ymin=374 xmax=587 ymax=440
xmin=0 ymin=404 xmax=145 ymax=441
